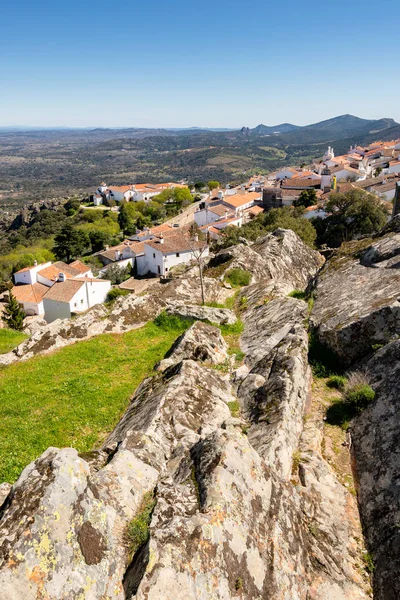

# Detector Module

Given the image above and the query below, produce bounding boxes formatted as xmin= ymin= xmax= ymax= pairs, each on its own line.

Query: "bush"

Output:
xmin=225 ymin=268 xmax=251 ymax=287
xmin=344 ymin=384 xmax=375 ymax=410
xmin=326 ymin=375 xmax=347 ymax=390
xmin=106 ymin=288 xmax=129 ymax=303
xmin=326 ymin=372 xmax=375 ymax=429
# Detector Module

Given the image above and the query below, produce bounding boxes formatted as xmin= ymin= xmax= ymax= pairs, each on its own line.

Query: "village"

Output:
xmin=8 ymin=137 xmax=400 ymax=325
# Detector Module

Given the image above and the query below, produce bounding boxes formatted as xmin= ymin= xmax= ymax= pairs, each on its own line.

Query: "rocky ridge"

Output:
xmin=2 ymin=224 xmax=400 ymax=598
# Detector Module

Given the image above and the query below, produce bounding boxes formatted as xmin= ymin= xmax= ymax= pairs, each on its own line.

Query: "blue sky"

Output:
xmin=1 ymin=0 xmax=399 ymax=128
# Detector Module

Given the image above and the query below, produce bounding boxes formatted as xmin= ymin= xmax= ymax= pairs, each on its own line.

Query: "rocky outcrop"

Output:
xmin=156 ymin=321 xmax=228 ymax=371
xmin=0 ymin=304 xmax=368 ymax=599
xmin=0 ymin=293 xmax=165 ymax=366
xmin=238 ymin=297 xmax=311 ymax=480
xmin=208 ymin=229 xmax=323 ymax=293
xmin=148 ymin=276 xmax=232 ymax=306
xmin=311 ymin=231 xmax=400 ymax=367
xmin=166 ymin=303 xmax=236 ymax=325
xmin=351 ymin=340 xmax=400 ymax=600
xmin=252 ymin=229 xmax=324 ymax=289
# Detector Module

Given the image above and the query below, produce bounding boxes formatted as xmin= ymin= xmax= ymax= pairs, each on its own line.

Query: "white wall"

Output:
xmin=44 ymin=280 xmax=111 ymax=323
xmin=275 ymin=169 xmax=296 ymax=179
xmin=194 ymin=208 xmax=222 ymax=227
xmin=14 ymin=262 xmax=52 ymax=285
xmin=388 ymin=163 xmax=400 ymax=175
xmin=43 ymin=299 xmax=72 ymax=323
xmin=20 ymin=300 xmax=44 ymax=316
xmin=143 ymin=243 xmax=209 ymax=276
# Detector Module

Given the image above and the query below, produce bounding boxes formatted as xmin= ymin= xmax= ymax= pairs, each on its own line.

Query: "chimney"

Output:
xmin=33 ymin=259 xmax=38 ymax=267
xmin=115 ymin=250 xmax=121 ymax=261
xmin=105 ymin=245 xmax=109 ymax=251
xmin=194 ymin=234 xmax=199 ymax=242
xmin=159 ymin=235 xmax=164 ymax=244
xmin=58 ymin=272 xmax=66 ymax=282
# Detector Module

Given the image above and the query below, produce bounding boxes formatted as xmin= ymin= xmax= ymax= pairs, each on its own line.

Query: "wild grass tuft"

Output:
xmin=126 ymin=490 xmax=156 ymax=557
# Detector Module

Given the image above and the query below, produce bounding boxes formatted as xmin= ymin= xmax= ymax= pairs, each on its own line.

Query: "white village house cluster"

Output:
xmin=9 ymin=137 xmax=400 ymax=323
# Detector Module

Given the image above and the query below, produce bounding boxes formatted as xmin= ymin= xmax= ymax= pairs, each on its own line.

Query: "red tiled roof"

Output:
xmin=12 ymin=283 xmax=49 ymax=304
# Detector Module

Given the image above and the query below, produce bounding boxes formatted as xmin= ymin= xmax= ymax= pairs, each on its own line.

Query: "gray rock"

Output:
xmin=239 ymin=297 xmax=311 ymax=480
xmin=252 ymin=228 xmax=324 ymax=289
xmin=0 ymin=484 xmax=11 ymax=508
xmin=311 ymin=238 xmax=400 ymax=367
xmin=351 ymin=340 xmax=400 ymax=600
xmin=156 ymin=321 xmax=228 ymax=371
xmin=166 ymin=303 xmax=236 ymax=325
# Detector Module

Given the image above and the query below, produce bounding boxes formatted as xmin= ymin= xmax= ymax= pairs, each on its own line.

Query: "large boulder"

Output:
xmin=156 ymin=321 xmax=228 ymax=371
xmin=311 ymin=232 xmax=400 ymax=367
xmin=166 ymin=303 xmax=236 ymax=325
xmin=252 ymin=228 xmax=324 ymax=289
xmin=207 ymin=229 xmax=324 ymax=291
xmin=239 ymin=297 xmax=311 ymax=479
xmin=351 ymin=340 xmax=400 ymax=600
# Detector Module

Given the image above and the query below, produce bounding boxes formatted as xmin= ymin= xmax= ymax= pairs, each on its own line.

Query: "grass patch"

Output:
xmin=0 ymin=319 xmax=188 ymax=483
xmin=308 ymin=329 xmax=343 ymax=378
xmin=326 ymin=374 xmax=375 ymax=429
xmin=0 ymin=328 xmax=28 ymax=354
xmin=225 ymin=268 xmax=251 ymax=288
xmin=288 ymin=289 xmax=307 ymax=300
xmin=326 ymin=375 xmax=347 ymax=390
xmin=126 ymin=490 xmax=156 ymax=557
xmin=106 ymin=288 xmax=130 ymax=303
xmin=154 ymin=310 xmax=193 ymax=331
xmin=227 ymin=400 xmax=240 ymax=418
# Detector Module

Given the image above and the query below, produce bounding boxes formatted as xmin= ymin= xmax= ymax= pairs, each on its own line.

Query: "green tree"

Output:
xmin=2 ymin=291 xmax=26 ymax=331
xmin=194 ymin=182 xmax=206 ymax=192
xmin=374 ymin=166 xmax=382 ymax=177
xmin=321 ymin=188 xmax=388 ymax=246
xmin=208 ymin=180 xmax=220 ymax=191
xmin=53 ymin=222 xmax=91 ymax=262
xmin=293 ymin=188 xmax=317 ymax=208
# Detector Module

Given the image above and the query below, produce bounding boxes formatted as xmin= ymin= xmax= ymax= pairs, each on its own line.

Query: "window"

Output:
xmin=153 ymin=253 xmax=156 ymax=258
xmin=176 ymin=253 xmax=180 ymax=257
xmin=74 ymin=302 xmax=77 ymax=308
xmin=81 ymin=299 xmax=84 ymax=304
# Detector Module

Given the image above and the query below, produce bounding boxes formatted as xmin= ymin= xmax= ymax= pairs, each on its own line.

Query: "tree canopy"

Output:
xmin=2 ymin=291 xmax=26 ymax=331
xmin=293 ymin=188 xmax=317 ymax=208
xmin=312 ymin=188 xmax=388 ymax=247
xmin=53 ymin=222 xmax=90 ymax=262
xmin=208 ymin=180 xmax=220 ymax=191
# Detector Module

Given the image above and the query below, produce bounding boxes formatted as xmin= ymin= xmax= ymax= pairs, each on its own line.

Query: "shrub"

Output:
xmin=126 ymin=491 xmax=156 ymax=557
xmin=326 ymin=375 xmax=347 ymax=390
xmin=344 ymin=384 xmax=375 ymax=410
xmin=106 ymin=288 xmax=129 ymax=303
xmin=225 ymin=268 xmax=251 ymax=288
xmin=227 ymin=400 xmax=240 ymax=417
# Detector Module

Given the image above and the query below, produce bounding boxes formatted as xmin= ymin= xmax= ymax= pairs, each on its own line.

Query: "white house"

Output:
xmin=141 ymin=235 xmax=209 ymax=277
xmin=43 ymin=276 xmax=111 ymax=323
xmin=220 ymin=192 xmax=261 ymax=216
xmin=388 ymin=160 xmax=400 ymax=175
xmin=11 ymin=282 xmax=49 ymax=316
xmin=14 ymin=261 xmax=52 ymax=285
xmin=12 ymin=260 xmax=94 ymax=318
xmin=194 ymin=203 xmax=232 ymax=227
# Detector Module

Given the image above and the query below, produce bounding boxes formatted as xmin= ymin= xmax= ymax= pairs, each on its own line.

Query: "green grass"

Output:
xmin=0 ymin=319 xmax=188 ymax=483
xmin=0 ymin=329 xmax=28 ymax=354
xmin=126 ymin=490 xmax=157 ymax=557
xmin=288 ymin=289 xmax=307 ymax=300
xmin=227 ymin=400 xmax=240 ymax=418
xmin=225 ymin=268 xmax=251 ymax=288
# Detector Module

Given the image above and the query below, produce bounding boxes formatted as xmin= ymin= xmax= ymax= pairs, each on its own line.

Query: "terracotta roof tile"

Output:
xmin=12 ymin=283 xmax=49 ymax=304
